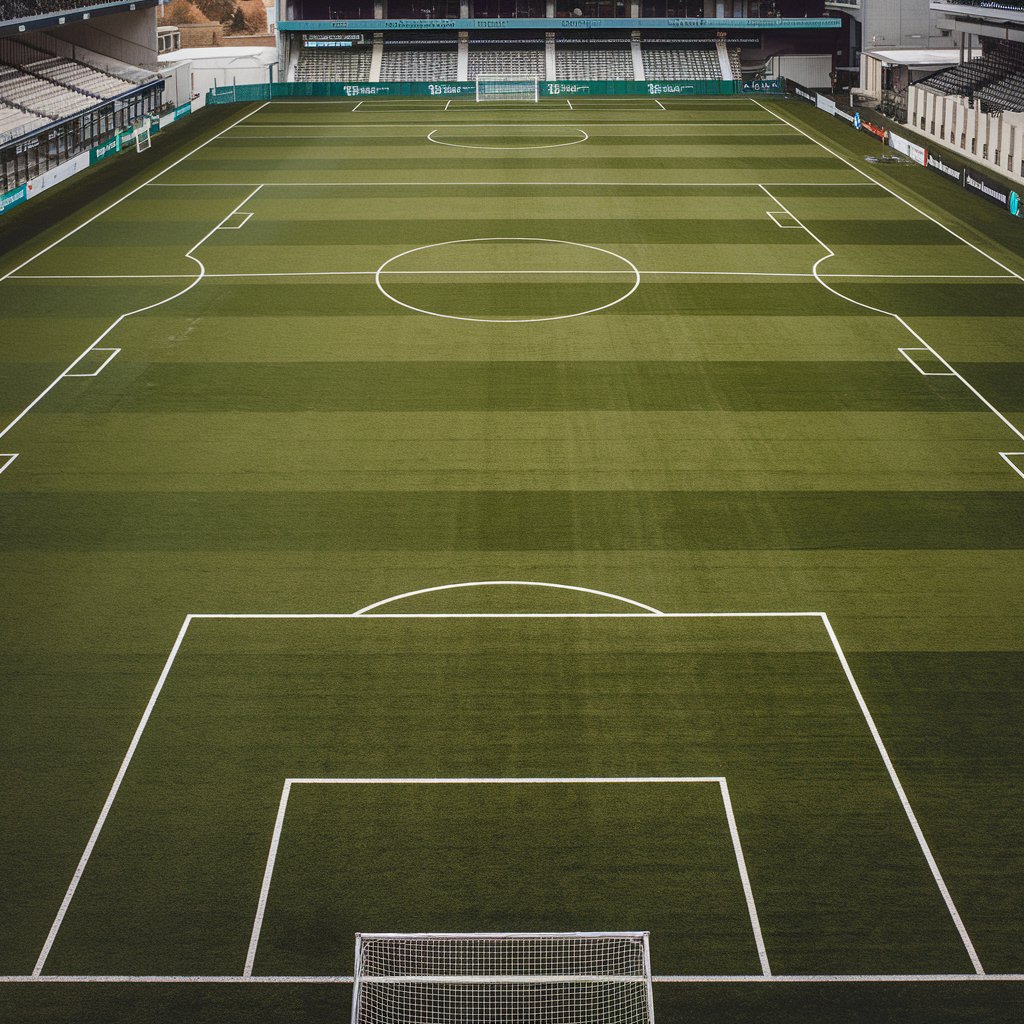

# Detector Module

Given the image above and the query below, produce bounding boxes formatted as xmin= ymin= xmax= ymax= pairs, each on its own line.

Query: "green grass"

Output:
xmin=0 ymin=94 xmax=1022 ymax=1023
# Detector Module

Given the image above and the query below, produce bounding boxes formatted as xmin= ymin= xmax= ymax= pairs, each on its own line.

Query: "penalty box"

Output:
xmin=36 ymin=610 xmax=978 ymax=980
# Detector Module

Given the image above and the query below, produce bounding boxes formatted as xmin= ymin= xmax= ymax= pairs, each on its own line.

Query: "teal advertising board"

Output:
xmin=208 ymin=79 xmax=783 ymax=103
xmin=89 ymin=137 xmax=119 ymax=165
xmin=0 ymin=183 xmax=28 ymax=215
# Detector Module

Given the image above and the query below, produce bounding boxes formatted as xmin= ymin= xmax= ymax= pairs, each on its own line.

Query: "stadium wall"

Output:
xmin=789 ymin=80 xmax=1023 ymax=215
xmin=908 ymin=84 xmax=1024 ymax=185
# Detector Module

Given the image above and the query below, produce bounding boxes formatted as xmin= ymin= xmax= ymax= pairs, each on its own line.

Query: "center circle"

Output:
xmin=374 ymin=238 xmax=641 ymax=323
xmin=426 ymin=127 xmax=589 ymax=150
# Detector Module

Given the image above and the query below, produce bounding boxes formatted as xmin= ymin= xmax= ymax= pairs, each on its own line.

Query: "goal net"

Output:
xmin=351 ymin=933 xmax=655 ymax=1024
xmin=475 ymin=75 xmax=540 ymax=103
xmin=135 ymin=121 xmax=152 ymax=154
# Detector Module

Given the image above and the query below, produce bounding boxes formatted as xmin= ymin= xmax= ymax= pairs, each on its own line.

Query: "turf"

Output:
xmin=0 ymin=94 xmax=1022 ymax=1023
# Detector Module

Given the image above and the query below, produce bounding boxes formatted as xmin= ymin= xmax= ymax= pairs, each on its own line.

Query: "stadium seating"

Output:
xmin=295 ymin=48 xmax=372 ymax=82
xmin=921 ymin=41 xmax=1022 ymax=97
xmin=468 ymin=49 xmax=545 ymax=79
xmin=26 ymin=56 xmax=133 ymax=99
xmin=0 ymin=65 xmax=96 ymax=118
xmin=555 ymin=47 xmax=633 ymax=81
xmin=974 ymin=69 xmax=1024 ymax=112
xmin=0 ymin=98 xmax=49 ymax=141
xmin=0 ymin=0 xmax=126 ymax=17
xmin=640 ymin=47 xmax=723 ymax=80
xmin=381 ymin=50 xmax=458 ymax=82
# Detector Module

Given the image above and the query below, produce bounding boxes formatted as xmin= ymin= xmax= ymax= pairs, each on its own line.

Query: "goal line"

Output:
xmin=352 ymin=932 xmax=655 ymax=1024
xmin=475 ymin=74 xmax=540 ymax=103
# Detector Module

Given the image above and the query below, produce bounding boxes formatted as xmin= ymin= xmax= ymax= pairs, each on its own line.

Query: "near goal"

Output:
xmin=475 ymin=74 xmax=540 ymax=103
xmin=351 ymin=932 xmax=655 ymax=1024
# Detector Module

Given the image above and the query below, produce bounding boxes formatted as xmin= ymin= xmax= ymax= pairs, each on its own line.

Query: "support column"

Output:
xmin=631 ymin=30 xmax=644 ymax=81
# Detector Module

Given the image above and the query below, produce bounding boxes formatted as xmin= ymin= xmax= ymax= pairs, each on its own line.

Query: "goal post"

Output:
xmin=475 ymin=74 xmax=540 ymax=103
xmin=135 ymin=121 xmax=152 ymax=154
xmin=351 ymin=932 xmax=655 ymax=1024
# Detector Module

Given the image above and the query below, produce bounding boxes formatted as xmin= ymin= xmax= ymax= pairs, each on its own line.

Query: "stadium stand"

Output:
xmin=0 ymin=99 xmax=48 ymax=142
xmin=555 ymin=47 xmax=634 ymax=81
xmin=295 ymin=47 xmax=371 ymax=82
xmin=1 ymin=0 xmax=125 ymax=17
xmin=26 ymin=56 xmax=134 ymax=99
xmin=974 ymin=69 xmax=1024 ymax=112
xmin=919 ymin=41 xmax=1023 ymax=97
xmin=468 ymin=48 xmax=545 ymax=79
xmin=381 ymin=49 xmax=458 ymax=81
xmin=0 ymin=66 xmax=96 ymax=119
xmin=640 ymin=46 xmax=723 ymax=80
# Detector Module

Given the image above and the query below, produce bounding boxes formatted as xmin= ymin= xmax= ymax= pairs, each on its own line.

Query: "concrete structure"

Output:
xmin=158 ymin=44 xmax=279 ymax=95
xmin=826 ymin=0 xmax=957 ymax=73
xmin=857 ymin=46 xmax=959 ymax=104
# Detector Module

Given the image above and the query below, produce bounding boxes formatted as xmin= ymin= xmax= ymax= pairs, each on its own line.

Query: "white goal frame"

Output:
xmin=475 ymin=74 xmax=540 ymax=103
xmin=135 ymin=121 xmax=152 ymax=154
xmin=351 ymin=931 xmax=655 ymax=1024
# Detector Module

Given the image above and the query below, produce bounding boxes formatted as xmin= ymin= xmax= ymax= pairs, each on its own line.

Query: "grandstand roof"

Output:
xmin=158 ymin=46 xmax=277 ymax=64
xmin=863 ymin=47 xmax=961 ymax=68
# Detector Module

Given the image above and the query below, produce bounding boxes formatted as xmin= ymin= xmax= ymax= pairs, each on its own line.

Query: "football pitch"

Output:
xmin=0 ymin=95 xmax=1022 ymax=1023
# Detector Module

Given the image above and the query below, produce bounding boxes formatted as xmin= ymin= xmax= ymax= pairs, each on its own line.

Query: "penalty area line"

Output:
xmin=29 ymin=597 xmax=980 ymax=980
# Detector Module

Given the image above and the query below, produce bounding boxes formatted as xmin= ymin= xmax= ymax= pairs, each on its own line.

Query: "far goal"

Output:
xmin=475 ymin=74 xmax=540 ymax=103
xmin=351 ymin=932 xmax=655 ymax=1024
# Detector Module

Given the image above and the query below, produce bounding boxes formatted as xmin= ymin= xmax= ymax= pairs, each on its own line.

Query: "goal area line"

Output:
xmin=242 ymin=777 xmax=768 ymax=980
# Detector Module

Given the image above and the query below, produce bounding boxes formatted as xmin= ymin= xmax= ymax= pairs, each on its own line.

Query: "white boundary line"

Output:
xmin=353 ymin=581 xmax=664 ymax=615
xmin=243 ymin=776 xmax=770 ymax=979
xmin=758 ymin=183 xmax=1024 ymax=449
xmin=218 ymin=211 xmax=254 ymax=231
xmin=750 ymin=98 xmax=1024 ymax=284
xmin=0 ymin=103 xmax=268 ymax=286
xmin=233 ymin=121 xmax=782 ymax=127
xmin=373 ymin=237 xmax=640 ymax=323
xmin=10 ymin=271 xmax=1014 ymax=282
xmin=898 ymin=347 xmax=957 ymax=377
xmin=0 ymin=453 xmax=18 ymax=475
xmin=146 ymin=180 xmax=869 ymax=187
xmin=0 ymin=185 xmax=263 ymax=446
xmin=30 ymin=616 xmax=194 ymax=977
xmin=998 ymin=452 xmax=1024 ymax=481
xmin=220 ymin=130 xmax=794 ymax=139
xmin=3 ymin=973 xmax=1023 ymax=984
xmin=766 ymin=209 xmax=801 ymax=229
xmin=27 ymin=582 xmax=985 ymax=980
xmin=819 ymin=614 xmax=984 ymax=975
xmin=426 ymin=127 xmax=588 ymax=150
xmin=62 ymin=347 xmax=120 ymax=379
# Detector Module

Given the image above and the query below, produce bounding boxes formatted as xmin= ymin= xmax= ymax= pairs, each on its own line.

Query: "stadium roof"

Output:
xmin=862 ymin=48 xmax=961 ymax=67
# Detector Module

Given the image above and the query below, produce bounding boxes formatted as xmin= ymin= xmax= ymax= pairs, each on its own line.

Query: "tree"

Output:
xmin=237 ymin=0 xmax=268 ymax=33
xmin=229 ymin=7 xmax=247 ymax=32
xmin=159 ymin=0 xmax=205 ymax=24
xmin=195 ymin=0 xmax=235 ymax=22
